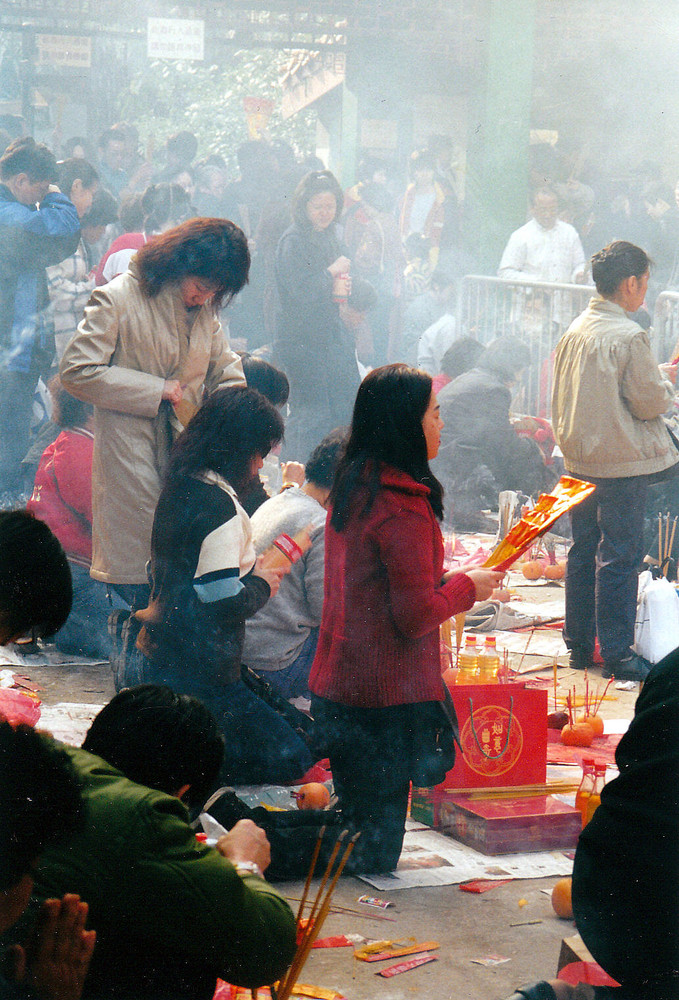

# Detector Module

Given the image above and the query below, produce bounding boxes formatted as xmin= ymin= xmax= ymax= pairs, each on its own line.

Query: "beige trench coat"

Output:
xmin=60 ymin=260 xmax=245 ymax=584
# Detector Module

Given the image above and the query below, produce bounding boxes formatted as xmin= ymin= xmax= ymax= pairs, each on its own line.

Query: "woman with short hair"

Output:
xmin=309 ymin=364 xmax=503 ymax=873
xmin=60 ymin=218 xmax=248 ymax=608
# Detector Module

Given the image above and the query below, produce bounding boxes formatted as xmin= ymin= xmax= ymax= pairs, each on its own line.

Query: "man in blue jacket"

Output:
xmin=0 ymin=137 xmax=80 ymax=497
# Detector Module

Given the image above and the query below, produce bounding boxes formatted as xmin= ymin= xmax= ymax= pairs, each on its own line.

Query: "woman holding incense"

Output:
xmin=136 ymin=385 xmax=313 ymax=786
xmin=309 ymin=364 xmax=502 ymax=873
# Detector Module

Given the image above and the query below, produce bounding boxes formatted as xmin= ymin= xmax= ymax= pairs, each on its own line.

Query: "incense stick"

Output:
xmin=668 ymin=516 xmax=678 ymax=578
xmin=277 ymin=830 xmax=347 ymax=1000
xmin=295 ymin=825 xmax=325 ymax=926
xmin=277 ymin=834 xmax=359 ymax=1000
xmin=517 ymin=627 xmax=536 ymax=671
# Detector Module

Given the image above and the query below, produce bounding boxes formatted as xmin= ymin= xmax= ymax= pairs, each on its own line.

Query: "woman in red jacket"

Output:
xmin=309 ymin=364 xmax=502 ymax=873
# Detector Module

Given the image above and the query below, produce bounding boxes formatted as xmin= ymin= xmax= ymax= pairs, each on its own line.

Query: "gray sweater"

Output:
xmin=242 ymin=486 xmax=326 ymax=674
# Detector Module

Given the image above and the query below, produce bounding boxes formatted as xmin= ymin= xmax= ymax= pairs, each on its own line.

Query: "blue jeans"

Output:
xmin=564 ymin=476 xmax=647 ymax=664
xmin=146 ymin=667 xmax=312 ymax=787
xmin=256 ymin=628 xmax=319 ymax=700
xmin=54 ymin=563 xmax=112 ymax=660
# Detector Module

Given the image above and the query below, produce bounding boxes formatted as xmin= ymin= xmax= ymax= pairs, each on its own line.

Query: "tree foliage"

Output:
xmin=116 ymin=49 xmax=317 ymax=174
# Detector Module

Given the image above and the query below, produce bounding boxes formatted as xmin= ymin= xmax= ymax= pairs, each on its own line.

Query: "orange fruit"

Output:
xmin=521 ymin=560 xmax=544 ymax=580
xmin=544 ymin=562 xmax=566 ymax=580
xmin=577 ymin=713 xmax=604 ymax=737
xmin=551 ymin=877 xmax=573 ymax=919
xmin=560 ymin=722 xmax=594 ymax=746
xmin=294 ymin=782 xmax=330 ymax=810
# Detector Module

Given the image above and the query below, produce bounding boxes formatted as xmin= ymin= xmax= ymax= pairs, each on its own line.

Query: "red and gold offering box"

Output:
xmin=440 ymin=683 xmax=547 ymax=791
xmin=439 ymin=794 xmax=582 ymax=855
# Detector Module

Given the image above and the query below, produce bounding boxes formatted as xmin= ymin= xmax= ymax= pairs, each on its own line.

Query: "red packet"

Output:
xmin=377 ymin=955 xmax=438 ymax=977
xmin=460 ymin=878 xmax=514 ymax=894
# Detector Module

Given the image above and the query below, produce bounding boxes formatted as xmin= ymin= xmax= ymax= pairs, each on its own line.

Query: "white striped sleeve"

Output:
xmin=193 ymin=515 xmax=244 ymax=604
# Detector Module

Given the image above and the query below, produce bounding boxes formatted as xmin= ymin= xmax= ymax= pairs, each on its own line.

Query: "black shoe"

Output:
xmin=504 ymin=983 xmax=557 ymax=1000
xmin=569 ymin=650 xmax=593 ymax=671
xmin=602 ymin=653 xmax=650 ymax=681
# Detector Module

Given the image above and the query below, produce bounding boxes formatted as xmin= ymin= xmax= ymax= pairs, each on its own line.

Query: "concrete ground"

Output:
xmin=14 ymin=573 xmax=638 ymax=1000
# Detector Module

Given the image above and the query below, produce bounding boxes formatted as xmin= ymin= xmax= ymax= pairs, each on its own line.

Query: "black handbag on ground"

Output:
xmin=198 ymin=785 xmax=342 ymax=881
xmin=409 ymin=683 xmax=460 ymax=787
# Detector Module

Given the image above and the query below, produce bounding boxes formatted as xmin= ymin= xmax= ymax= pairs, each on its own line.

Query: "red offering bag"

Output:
xmin=0 ymin=688 xmax=41 ymax=727
xmin=438 ymin=683 xmax=547 ymax=790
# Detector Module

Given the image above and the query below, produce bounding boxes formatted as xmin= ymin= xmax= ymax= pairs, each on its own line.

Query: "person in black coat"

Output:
xmin=274 ymin=170 xmax=359 ymax=461
xmin=431 ymin=336 xmax=551 ymax=530
xmin=505 ymin=649 xmax=679 ymax=1000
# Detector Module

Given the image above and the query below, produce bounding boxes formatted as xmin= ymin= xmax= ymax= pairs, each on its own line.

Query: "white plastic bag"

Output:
xmin=634 ymin=570 xmax=679 ymax=664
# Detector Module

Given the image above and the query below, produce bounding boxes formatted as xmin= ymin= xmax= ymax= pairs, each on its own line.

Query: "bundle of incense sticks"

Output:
xmin=658 ymin=512 xmax=677 ymax=578
xmin=274 ymin=829 xmax=360 ymax=1000
xmin=444 ymin=779 xmax=579 ymax=799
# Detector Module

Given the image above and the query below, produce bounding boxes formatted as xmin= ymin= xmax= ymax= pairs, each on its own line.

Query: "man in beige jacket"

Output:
xmin=552 ymin=241 xmax=678 ymax=679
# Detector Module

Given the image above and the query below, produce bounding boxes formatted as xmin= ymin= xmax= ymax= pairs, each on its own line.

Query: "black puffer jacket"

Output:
xmin=431 ymin=366 xmax=550 ymax=526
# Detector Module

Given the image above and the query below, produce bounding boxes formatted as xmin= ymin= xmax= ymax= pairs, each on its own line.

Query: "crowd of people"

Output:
xmin=0 ymin=113 xmax=678 ymax=1000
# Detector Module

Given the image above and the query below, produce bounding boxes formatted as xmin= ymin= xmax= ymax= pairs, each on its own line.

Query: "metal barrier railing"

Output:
xmin=652 ymin=290 xmax=679 ymax=363
xmin=457 ymin=275 xmax=595 ymax=417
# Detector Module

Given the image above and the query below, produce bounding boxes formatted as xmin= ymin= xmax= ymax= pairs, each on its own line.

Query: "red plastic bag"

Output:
xmin=0 ymin=688 xmax=41 ymax=727
xmin=558 ymin=960 xmax=619 ymax=987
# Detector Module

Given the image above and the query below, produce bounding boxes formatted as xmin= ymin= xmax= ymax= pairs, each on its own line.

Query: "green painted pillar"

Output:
xmin=327 ymin=82 xmax=358 ymax=187
xmin=464 ymin=0 xmax=536 ymax=273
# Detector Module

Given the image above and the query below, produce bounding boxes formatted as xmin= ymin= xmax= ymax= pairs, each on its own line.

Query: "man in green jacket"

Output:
xmin=19 ymin=685 xmax=296 ymax=1000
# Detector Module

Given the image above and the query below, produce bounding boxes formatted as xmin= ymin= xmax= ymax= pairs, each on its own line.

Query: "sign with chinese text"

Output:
xmin=147 ymin=18 xmax=204 ymax=61
xmin=35 ymin=35 xmax=91 ymax=69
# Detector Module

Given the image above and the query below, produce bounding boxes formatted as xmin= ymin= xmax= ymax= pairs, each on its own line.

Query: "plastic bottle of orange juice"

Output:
xmin=455 ymin=635 xmax=479 ymax=684
xmin=575 ymin=757 xmax=595 ymax=828
xmin=477 ymin=636 xmax=500 ymax=684
xmin=584 ymin=763 xmax=607 ymax=825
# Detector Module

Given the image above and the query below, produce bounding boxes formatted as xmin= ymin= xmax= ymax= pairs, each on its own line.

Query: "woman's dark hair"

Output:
xmin=165 ymin=130 xmax=198 ymax=165
xmin=440 ymin=336 xmax=484 ymax=380
xmin=241 ymin=355 xmax=289 ymax=407
xmin=0 ymin=511 xmax=72 ymax=641
xmin=305 ymin=427 xmax=347 ymax=490
xmin=83 ymin=685 xmax=224 ymax=810
xmin=408 ymin=148 xmax=436 ymax=180
xmin=57 ymin=157 xmax=98 ymax=199
xmin=140 ymin=182 xmax=192 ymax=234
xmin=0 ymin=724 xmax=83 ymax=891
xmin=137 ymin=217 xmax=250 ymax=310
xmin=330 ymin=364 xmax=443 ymax=530
xmin=167 ymin=385 xmax=284 ymax=491
xmin=62 ymin=135 xmax=91 ymax=159
xmin=347 ymin=277 xmax=377 ymax=313
xmin=119 ymin=192 xmax=144 ymax=232
xmin=591 ymin=240 xmax=651 ymax=296
xmin=81 ymin=187 xmax=118 ymax=229
xmin=479 ymin=336 xmax=531 ymax=383
xmin=47 ymin=375 xmax=92 ymax=428
xmin=291 ymin=169 xmax=343 ymax=228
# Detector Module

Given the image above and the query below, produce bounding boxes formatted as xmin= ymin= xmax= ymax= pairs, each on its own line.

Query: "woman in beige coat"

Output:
xmin=60 ymin=218 xmax=249 ymax=606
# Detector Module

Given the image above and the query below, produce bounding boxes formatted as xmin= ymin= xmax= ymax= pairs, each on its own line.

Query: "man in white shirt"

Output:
xmin=498 ymin=188 xmax=587 ymax=413
xmin=499 ymin=188 xmax=586 ymax=286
